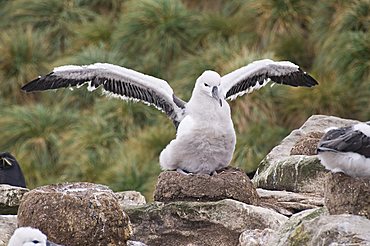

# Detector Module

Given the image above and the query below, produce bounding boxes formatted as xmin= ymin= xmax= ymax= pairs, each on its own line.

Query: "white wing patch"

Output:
xmin=53 ymin=65 xmax=85 ymax=72
xmin=226 ymin=78 xmax=271 ymax=101
xmin=354 ymin=123 xmax=370 ymax=137
xmin=102 ymin=90 xmax=167 ymax=113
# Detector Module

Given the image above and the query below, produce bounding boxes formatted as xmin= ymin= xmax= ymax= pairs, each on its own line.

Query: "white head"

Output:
xmin=195 ymin=70 xmax=222 ymax=106
xmin=8 ymin=227 xmax=59 ymax=246
xmin=354 ymin=122 xmax=370 ymax=137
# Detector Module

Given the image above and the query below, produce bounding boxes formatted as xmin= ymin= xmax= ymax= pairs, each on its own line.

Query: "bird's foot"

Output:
xmin=176 ymin=168 xmax=194 ymax=175
xmin=210 ymin=170 xmax=218 ymax=176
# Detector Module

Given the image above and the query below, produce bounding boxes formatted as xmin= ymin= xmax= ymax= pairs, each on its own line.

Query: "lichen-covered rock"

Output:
xmin=275 ymin=208 xmax=370 ymax=245
xmin=0 ymin=184 xmax=29 ymax=214
xmin=274 ymin=207 xmax=328 ymax=245
xmin=290 ymin=131 xmax=323 ymax=155
xmin=325 ymin=172 xmax=370 ymax=219
xmin=115 ymin=191 xmax=146 ymax=208
xmin=257 ymin=188 xmax=324 ymax=216
xmin=126 ymin=199 xmax=287 ymax=246
xmin=253 ymin=115 xmax=358 ymax=194
xmin=0 ymin=215 xmax=17 ymax=246
xmin=154 ymin=167 xmax=259 ymax=205
xmin=239 ymin=228 xmax=275 ymax=246
xmin=17 ymin=182 xmax=132 ymax=246
xmin=254 ymin=156 xmax=326 ymax=194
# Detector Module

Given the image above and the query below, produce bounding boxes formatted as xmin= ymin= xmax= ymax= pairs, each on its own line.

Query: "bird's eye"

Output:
xmin=32 ymin=240 xmax=40 ymax=244
xmin=204 ymin=83 xmax=209 ymax=87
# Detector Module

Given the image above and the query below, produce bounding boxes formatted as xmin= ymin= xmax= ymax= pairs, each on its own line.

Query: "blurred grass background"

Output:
xmin=0 ymin=0 xmax=369 ymax=199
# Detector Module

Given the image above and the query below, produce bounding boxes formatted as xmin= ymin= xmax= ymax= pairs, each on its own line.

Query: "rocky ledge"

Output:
xmin=257 ymin=188 xmax=324 ymax=216
xmin=154 ymin=167 xmax=259 ymax=205
xmin=252 ymin=115 xmax=359 ymax=194
xmin=1 ymin=115 xmax=370 ymax=246
xmin=272 ymin=207 xmax=370 ymax=245
xmin=126 ymin=199 xmax=286 ymax=245
xmin=0 ymin=184 xmax=28 ymax=215
xmin=18 ymin=182 xmax=132 ymax=246
xmin=0 ymin=215 xmax=17 ymax=245
xmin=325 ymin=172 xmax=370 ymax=220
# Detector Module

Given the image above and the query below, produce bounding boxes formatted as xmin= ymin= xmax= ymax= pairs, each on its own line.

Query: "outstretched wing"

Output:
xmin=22 ymin=63 xmax=186 ymax=126
xmin=220 ymin=59 xmax=318 ymax=100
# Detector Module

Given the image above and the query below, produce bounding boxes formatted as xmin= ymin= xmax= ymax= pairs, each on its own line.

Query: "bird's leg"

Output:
xmin=176 ymin=168 xmax=194 ymax=176
xmin=210 ymin=170 xmax=218 ymax=176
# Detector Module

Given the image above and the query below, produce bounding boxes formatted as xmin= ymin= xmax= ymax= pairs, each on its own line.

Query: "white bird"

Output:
xmin=317 ymin=122 xmax=370 ymax=177
xmin=22 ymin=59 xmax=318 ymax=175
xmin=8 ymin=227 xmax=61 ymax=246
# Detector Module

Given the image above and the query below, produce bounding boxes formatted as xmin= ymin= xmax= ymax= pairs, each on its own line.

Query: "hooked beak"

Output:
xmin=1 ymin=157 xmax=12 ymax=166
xmin=212 ymin=86 xmax=222 ymax=107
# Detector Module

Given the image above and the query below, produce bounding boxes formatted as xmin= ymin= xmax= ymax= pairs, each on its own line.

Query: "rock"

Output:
xmin=239 ymin=228 xmax=275 ymax=246
xmin=127 ymin=240 xmax=148 ymax=246
xmin=290 ymin=131 xmax=324 ymax=155
xmin=254 ymin=155 xmax=326 ymax=194
xmin=325 ymin=172 xmax=370 ymax=219
xmin=0 ymin=184 xmax=29 ymax=215
xmin=253 ymin=115 xmax=358 ymax=194
xmin=257 ymin=188 xmax=324 ymax=216
xmin=154 ymin=167 xmax=259 ymax=205
xmin=273 ymin=207 xmax=328 ymax=245
xmin=115 ymin=191 xmax=146 ymax=208
xmin=17 ymin=182 xmax=132 ymax=246
xmin=126 ymin=199 xmax=287 ymax=246
xmin=274 ymin=208 xmax=370 ymax=245
xmin=0 ymin=215 xmax=17 ymax=246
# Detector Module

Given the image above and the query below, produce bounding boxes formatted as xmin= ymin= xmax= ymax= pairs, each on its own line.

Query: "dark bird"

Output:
xmin=0 ymin=152 xmax=26 ymax=188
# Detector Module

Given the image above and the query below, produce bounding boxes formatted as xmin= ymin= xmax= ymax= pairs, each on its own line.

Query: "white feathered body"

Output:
xmin=21 ymin=59 xmax=318 ymax=175
xmin=160 ymin=92 xmax=236 ymax=174
xmin=318 ymin=123 xmax=370 ymax=177
xmin=318 ymin=151 xmax=370 ymax=177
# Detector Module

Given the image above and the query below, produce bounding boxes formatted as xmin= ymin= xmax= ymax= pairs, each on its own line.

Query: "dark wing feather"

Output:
xmin=318 ymin=128 xmax=370 ymax=157
xmin=172 ymin=94 xmax=186 ymax=109
xmin=221 ymin=59 xmax=318 ymax=100
xmin=21 ymin=63 xmax=186 ymax=126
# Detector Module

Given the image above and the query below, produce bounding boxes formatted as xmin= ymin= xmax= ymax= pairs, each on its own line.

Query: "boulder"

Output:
xmin=289 ymin=131 xmax=323 ymax=155
xmin=274 ymin=208 xmax=370 ymax=245
xmin=0 ymin=184 xmax=29 ymax=214
xmin=17 ymin=182 xmax=132 ymax=246
xmin=0 ymin=215 xmax=17 ymax=246
xmin=257 ymin=188 xmax=324 ymax=216
xmin=273 ymin=207 xmax=328 ymax=245
xmin=325 ymin=172 xmax=370 ymax=219
xmin=238 ymin=228 xmax=275 ymax=246
xmin=253 ymin=115 xmax=358 ymax=194
xmin=115 ymin=191 xmax=146 ymax=208
xmin=127 ymin=241 xmax=148 ymax=246
xmin=154 ymin=168 xmax=259 ymax=205
xmin=126 ymin=199 xmax=287 ymax=246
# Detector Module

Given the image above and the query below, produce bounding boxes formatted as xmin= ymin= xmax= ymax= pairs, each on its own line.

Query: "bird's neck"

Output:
xmin=187 ymin=92 xmax=231 ymax=123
